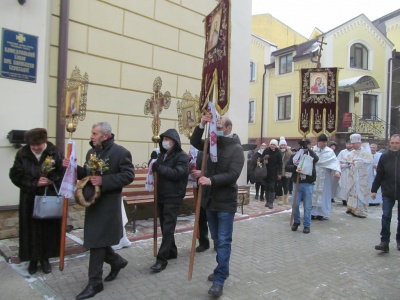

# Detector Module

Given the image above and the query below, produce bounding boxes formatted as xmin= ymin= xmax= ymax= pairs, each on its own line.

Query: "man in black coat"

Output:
xmin=63 ymin=122 xmax=134 ymax=300
xmin=372 ymin=134 xmax=400 ymax=253
xmin=150 ymin=128 xmax=189 ymax=272
xmin=190 ymin=114 xmax=244 ymax=298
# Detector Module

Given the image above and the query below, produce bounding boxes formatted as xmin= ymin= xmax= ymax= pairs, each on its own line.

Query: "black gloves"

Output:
xmin=152 ymin=162 xmax=159 ymax=172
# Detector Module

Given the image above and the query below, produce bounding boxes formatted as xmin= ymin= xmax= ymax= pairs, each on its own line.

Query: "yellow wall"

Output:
xmin=251 ymin=14 xmax=307 ymax=48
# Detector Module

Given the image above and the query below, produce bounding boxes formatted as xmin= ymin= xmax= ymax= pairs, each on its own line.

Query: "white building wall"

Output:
xmin=0 ymin=0 xmax=51 ymax=206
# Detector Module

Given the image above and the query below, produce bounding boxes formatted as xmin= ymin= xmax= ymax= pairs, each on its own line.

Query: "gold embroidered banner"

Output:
xmin=199 ymin=0 xmax=230 ymax=115
xmin=299 ymin=68 xmax=338 ymax=135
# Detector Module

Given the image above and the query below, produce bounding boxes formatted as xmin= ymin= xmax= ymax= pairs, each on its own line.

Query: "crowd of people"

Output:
xmin=8 ymin=120 xmax=400 ymax=299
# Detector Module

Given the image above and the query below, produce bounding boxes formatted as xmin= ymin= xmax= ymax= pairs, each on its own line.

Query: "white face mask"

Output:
xmin=162 ymin=141 xmax=172 ymax=151
xmin=216 ymin=131 xmax=224 ymax=136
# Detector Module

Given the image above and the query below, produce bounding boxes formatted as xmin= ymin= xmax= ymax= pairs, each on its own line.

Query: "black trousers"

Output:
xmin=157 ymin=202 xmax=181 ymax=266
xmin=198 ymin=206 xmax=210 ymax=246
xmin=88 ymin=246 xmax=124 ymax=285
xmin=276 ymin=177 xmax=289 ymax=196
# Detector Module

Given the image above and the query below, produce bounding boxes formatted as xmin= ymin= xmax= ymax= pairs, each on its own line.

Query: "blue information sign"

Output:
xmin=1 ymin=28 xmax=38 ymax=83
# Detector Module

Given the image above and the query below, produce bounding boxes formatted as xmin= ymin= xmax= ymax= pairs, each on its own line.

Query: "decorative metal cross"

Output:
xmin=144 ymin=76 xmax=171 ymax=143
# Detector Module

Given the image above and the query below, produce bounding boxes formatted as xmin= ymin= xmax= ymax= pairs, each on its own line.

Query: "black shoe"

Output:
xmin=303 ymin=227 xmax=310 ymax=234
xmin=76 ymin=284 xmax=104 ymax=300
xmin=259 ymin=197 xmax=264 ymax=201
xmin=28 ymin=260 xmax=38 ymax=275
xmin=316 ymin=216 xmax=324 ymax=221
xmin=311 ymin=215 xmax=316 ymax=220
xmin=196 ymin=244 xmax=210 ymax=253
xmin=40 ymin=259 xmax=51 ymax=274
xmin=375 ymin=242 xmax=389 ymax=253
xmin=254 ymin=195 xmax=259 ymax=200
xmin=331 ymin=199 xmax=335 ymax=203
xmin=397 ymin=242 xmax=400 ymax=251
xmin=291 ymin=222 xmax=300 ymax=231
xmin=207 ymin=272 xmax=229 ymax=282
xmin=66 ymin=225 xmax=74 ymax=233
xmin=150 ymin=262 xmax=166 ymax=272
xmin=104 ymin=258 xmax=128 ymax=282
xmin=342 ymin=200 xmax=347 ymax=206
xmin=208 ymin=283 xmax=223 ymax=297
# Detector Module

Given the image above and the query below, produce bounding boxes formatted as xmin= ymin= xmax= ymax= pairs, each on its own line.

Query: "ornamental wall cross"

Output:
xmin=144 ymin=76 xmax=171 ymax=143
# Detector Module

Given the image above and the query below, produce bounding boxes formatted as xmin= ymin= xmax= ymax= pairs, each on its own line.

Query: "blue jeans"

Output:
xmin=293 ymin=183 xmax=313 ymax=227
xmin=206 ymin=209 xmax=234 ymax=286
xmin=380 ymin=196 xmax=400 ymax=244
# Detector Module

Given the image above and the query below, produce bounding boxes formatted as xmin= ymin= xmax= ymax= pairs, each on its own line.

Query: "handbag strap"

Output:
xmin=43 ymin=183 xmax=60 ymax=196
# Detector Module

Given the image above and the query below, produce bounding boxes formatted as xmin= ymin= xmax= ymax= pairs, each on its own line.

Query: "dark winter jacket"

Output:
xmin=371 ymin=150 xmax=400 ymax=201
xmin=190 ymin=125 xmax=245 ymax=213
xmin=9 ymin=142 xmax=64 ymax=261
xmin=262 ymin=147 xmax=282 ymax=181
xmin=77 ymin=134 xmax=134 ymax=248
xmin=250 ymin=150 xmax=266 ymax=183
xmin=285 ymin=149 xmax=319 ymax=184
xmin=155 ymin=128 xmax=189 ymax=203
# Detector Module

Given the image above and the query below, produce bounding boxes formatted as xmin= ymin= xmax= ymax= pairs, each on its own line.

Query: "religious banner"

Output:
xmin=199 ymin=0 xmax=230 ymax=115
xmin=299 ymin=68 xmax=338 ymax=136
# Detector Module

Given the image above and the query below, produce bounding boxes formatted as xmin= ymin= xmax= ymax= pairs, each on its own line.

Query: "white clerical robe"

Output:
xmin=340 ymin=143 xmax=373 ymax=217
xmin=336 ymin=149 xmax=352 ymax=201
xmin=312 ymin=146 xmax=341 ymax=218
xmin=369 ymin=152 xmax=382 ymax=204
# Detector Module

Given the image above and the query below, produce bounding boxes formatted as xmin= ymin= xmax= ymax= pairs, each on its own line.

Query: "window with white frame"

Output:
xmin=279 ymin=53 xmax=292 ymax=74
xmin=250 ymin=61 xmax=256 ymax=82
xmin=363 ymin=94 xmax=378 ymax=120
xmin=350 ymin=43 xmax=368 ymax=70
xmin=249 ymin=100 xmax=255 ymax=123
xmin=277 ymin=95 xmax=291 ymax=120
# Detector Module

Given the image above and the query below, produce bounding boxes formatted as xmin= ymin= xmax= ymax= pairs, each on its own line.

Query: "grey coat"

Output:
xmin=77 ymin=134 xmax=134 ymax=248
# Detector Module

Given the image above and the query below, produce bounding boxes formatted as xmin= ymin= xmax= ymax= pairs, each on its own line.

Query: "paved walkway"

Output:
xmin=1 ymin=189 xmax=399 ymax=299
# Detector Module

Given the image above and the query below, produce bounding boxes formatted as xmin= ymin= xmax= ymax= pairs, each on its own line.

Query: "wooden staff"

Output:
xmin=59 ymin=141 xmax=73 ymax=271
xmin=289 ymin=173 xmax=300 ymax=226
xmin=153 ymin=172 xmax=158 ymax=257
xmin=188 ymin=129 xmax=209 ymax=280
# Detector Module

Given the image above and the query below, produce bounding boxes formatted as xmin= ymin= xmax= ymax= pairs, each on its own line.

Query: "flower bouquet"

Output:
xmin=41 ymin=156 xmax=55 ymax=177
xmin=84 ymin=153 xmax=109 ymax=175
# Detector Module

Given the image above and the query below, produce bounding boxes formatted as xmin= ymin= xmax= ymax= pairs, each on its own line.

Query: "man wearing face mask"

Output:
xmin=190 ymin=114 xmax=244 ymax=298
xmin=150 ymin=128 xmax=189 ymax=272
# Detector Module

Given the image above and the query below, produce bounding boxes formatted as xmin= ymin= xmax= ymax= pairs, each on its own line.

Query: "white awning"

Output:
xmin=339 ymin=75 xmax=379 ymax=92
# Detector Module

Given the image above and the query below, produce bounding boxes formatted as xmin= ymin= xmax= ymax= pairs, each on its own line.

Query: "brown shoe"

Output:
xmin=375 ymin=242 xmax=389 ymax=253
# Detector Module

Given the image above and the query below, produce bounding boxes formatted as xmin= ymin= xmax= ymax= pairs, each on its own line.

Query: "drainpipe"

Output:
xmin=55 ymin=0 xmax=70 ymax=155
xmin=260 ymin=65 xmax=267 ymax=142
xmin=385 ymin=56 xmax=393 ymax=145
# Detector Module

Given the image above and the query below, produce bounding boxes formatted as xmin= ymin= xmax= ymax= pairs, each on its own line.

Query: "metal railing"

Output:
xmin=351 ymin=114 xmax=399 ymax=140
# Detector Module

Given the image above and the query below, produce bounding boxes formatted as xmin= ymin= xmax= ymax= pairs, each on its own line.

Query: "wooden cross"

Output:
xmin=315 ymin=37 xmax=327 ymax=68
xmin=144 ymin=76 xmax=171 ymax=144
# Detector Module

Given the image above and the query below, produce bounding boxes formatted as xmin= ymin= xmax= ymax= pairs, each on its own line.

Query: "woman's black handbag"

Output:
xmin=32 ymin=183 xmax=63 ymax=219
xmin=253 ymin=164 xmax=268 ymax=181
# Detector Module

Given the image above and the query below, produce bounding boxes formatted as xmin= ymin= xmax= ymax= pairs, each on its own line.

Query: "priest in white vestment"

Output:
xmin=341 ymin=134 xmax=374 ymax=218
xmin=336 ymin=140 xmax=353 ymax=204
xmin=311 ymin=134 xmax=341 ymax=220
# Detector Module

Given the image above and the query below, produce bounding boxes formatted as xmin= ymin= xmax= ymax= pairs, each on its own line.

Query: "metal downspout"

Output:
xmin=55 ymin=0 xmax=70 ymax=155
xmin=260 ymin=65 xmax=267 ymax=142
xmin=385 ymin=57 xmax=393 ymax=145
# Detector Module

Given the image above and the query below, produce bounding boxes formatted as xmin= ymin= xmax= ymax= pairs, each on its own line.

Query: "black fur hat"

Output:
xmin=24 ymin=128 xmax=47 ymax=145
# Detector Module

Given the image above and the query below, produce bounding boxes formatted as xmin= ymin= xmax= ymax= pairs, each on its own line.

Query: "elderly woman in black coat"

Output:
xmin=9 ymin=128 xmax=64 ymax=275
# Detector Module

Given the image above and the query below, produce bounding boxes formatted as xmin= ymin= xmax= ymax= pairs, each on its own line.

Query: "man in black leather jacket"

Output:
xmin=190 ymin=114 xmax=244 ymax=298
